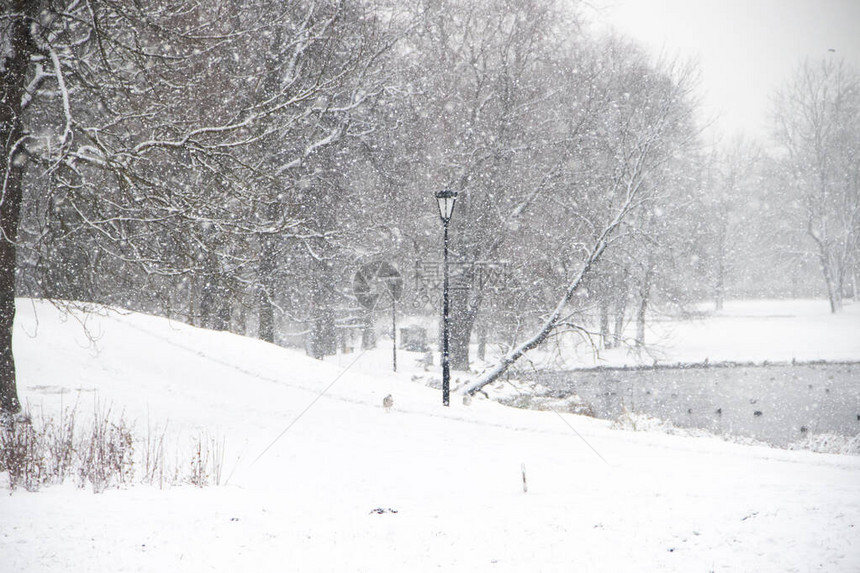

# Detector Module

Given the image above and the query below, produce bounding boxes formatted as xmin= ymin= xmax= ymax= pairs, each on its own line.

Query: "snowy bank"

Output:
xmin=2 ymin=299 xmax=859 ymax=572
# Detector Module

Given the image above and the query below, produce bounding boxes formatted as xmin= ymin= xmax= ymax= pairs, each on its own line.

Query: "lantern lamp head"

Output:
xmin=435 ymin=189 xmax=457 ymax=223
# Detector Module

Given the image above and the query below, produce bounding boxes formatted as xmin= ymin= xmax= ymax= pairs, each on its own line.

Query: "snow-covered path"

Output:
xmin=2 ymin=300 xmax=859 ymax=572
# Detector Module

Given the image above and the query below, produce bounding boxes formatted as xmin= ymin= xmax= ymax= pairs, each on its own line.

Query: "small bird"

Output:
xmin=383 ymin=394 xmax=394 ymax=413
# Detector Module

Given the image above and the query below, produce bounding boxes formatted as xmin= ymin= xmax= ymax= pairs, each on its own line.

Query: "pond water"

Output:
xmin=534 ymin=362 xmax=860 ymax=447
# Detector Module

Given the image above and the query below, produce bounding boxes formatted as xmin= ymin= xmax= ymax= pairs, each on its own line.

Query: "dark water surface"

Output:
xmin=534 ymin=362 xmax=860 ymax=447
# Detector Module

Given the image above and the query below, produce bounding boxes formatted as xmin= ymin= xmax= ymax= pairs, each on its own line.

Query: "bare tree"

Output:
xmin=773 ymin=58 xmax=860 ymax=312
xmin=464 ymin=56 xmax=700 ymax=395
xmin=0 ymin=0 xmax=37 ymax=413
xmin=388 ymin=0 xmax=578 ymax=370
xmin=1 ymin=0 xmax=396 ymax=414
xmin=234 ymin=0 xmax=398 ymax=345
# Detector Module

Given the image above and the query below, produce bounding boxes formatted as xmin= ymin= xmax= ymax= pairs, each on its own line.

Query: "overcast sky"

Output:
xmin=584 ymin=0 xmax=860 ymax=146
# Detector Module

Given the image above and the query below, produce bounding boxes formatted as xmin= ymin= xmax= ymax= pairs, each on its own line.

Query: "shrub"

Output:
xmin=77 ymin=407 xmax=135 ymax=493
xmin=1 ymin=404 xmax=225 ymax=493
xmin=0 ymin=412 xmax=46 ymax=491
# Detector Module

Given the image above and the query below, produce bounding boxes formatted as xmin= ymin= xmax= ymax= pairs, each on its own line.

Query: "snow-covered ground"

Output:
xmin=480 ymin=298 xmax=860 ymax=370
xmin=2 ymin=298 xmax=860 ymax=572
xmin=619 ymin=299 xmax=860 ymax=365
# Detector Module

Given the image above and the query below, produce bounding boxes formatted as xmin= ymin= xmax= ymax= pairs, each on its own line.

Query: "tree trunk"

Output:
xmin=612 ymin=266 xmax=629 ymax=348
xmin=820 ymin=252 xmax=843 ymax=314
xmin=635 ymin=262 xmax=654 ymax=347
xmin=808 ymin=192 xmax=845 ymax=313
xmin=714 ymin=215 xmax=727 ymax=311
xmin=463 ymin=197 xmax=635 ymax=396
xmin=257 ymin=235 xmax=276 ymax=343
xmin=462 ymin=233 xmax=611 ymax=396
xmin=613 ymin=300 xmax=626 ymax=349
xmin=449 ymin=287 xmax=478 ymax=371
xmin=308 ymin=263 xmax=336 ymax=359
xmin=826 ymin=279 xmax=843 ymax=313
xmin=0 ymin=4 xmax=34 ymax=415
xmin=599 ymin=299 xmax=610 ymax=349
xmin=361 ymin=309 xmax=376 ymax=350
xmin=477 ymin=320 xmax=487 ymax=361
xmin=200 ymin=275 xmax=229 ymax=331
xmin=215 ymin=296 xmax=231 ymax=332
xmin=851 ymin=269 xmax=860 ymax=302
xmin=0 ymin=183 xmax=21 ymax=413
xmin=714 ymin=253 xmax=725 ymax=311
xmin=635 ymin=291 xmax=648 ymax=347
xmin=309 ymin=306 xmax=337 ymax=359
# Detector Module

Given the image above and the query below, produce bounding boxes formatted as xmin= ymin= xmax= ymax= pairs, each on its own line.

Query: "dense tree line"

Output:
xmin=2 ymin=0 xmax=857 ymax=413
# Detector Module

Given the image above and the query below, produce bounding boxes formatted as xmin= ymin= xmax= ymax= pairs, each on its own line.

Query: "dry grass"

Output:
xmin=1 ymin=405 xmax=225 ymax=493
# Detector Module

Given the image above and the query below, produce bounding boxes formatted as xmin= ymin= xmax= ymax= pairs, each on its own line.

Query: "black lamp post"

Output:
xmin=435 ymin=189 xmax=457 ymax=406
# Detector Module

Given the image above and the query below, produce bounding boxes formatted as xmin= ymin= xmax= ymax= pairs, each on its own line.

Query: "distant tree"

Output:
xmin=702 ymin=142 xmax=755 ymax=309
xmin=773 ymin=58 xmax=860 ymax=312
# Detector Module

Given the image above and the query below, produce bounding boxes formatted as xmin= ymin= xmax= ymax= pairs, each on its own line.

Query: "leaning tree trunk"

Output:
xmin=0 ymin=3 xmax=33 ymax=415
xmin=462 ymin=235 xmax=609 ymax=396
xmin=462 ymin=194 xmax=638 ymax=397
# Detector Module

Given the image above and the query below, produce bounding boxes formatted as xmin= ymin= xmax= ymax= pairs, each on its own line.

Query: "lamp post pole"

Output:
xmin=435 ymin=189 xmax=457 ymax=407
xmin=442 ymin=216 xmax=451 ymax=406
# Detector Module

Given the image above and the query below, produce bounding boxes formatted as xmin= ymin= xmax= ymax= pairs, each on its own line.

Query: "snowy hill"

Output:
xmin=3 ymin=299 xmax=860 ymax=572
